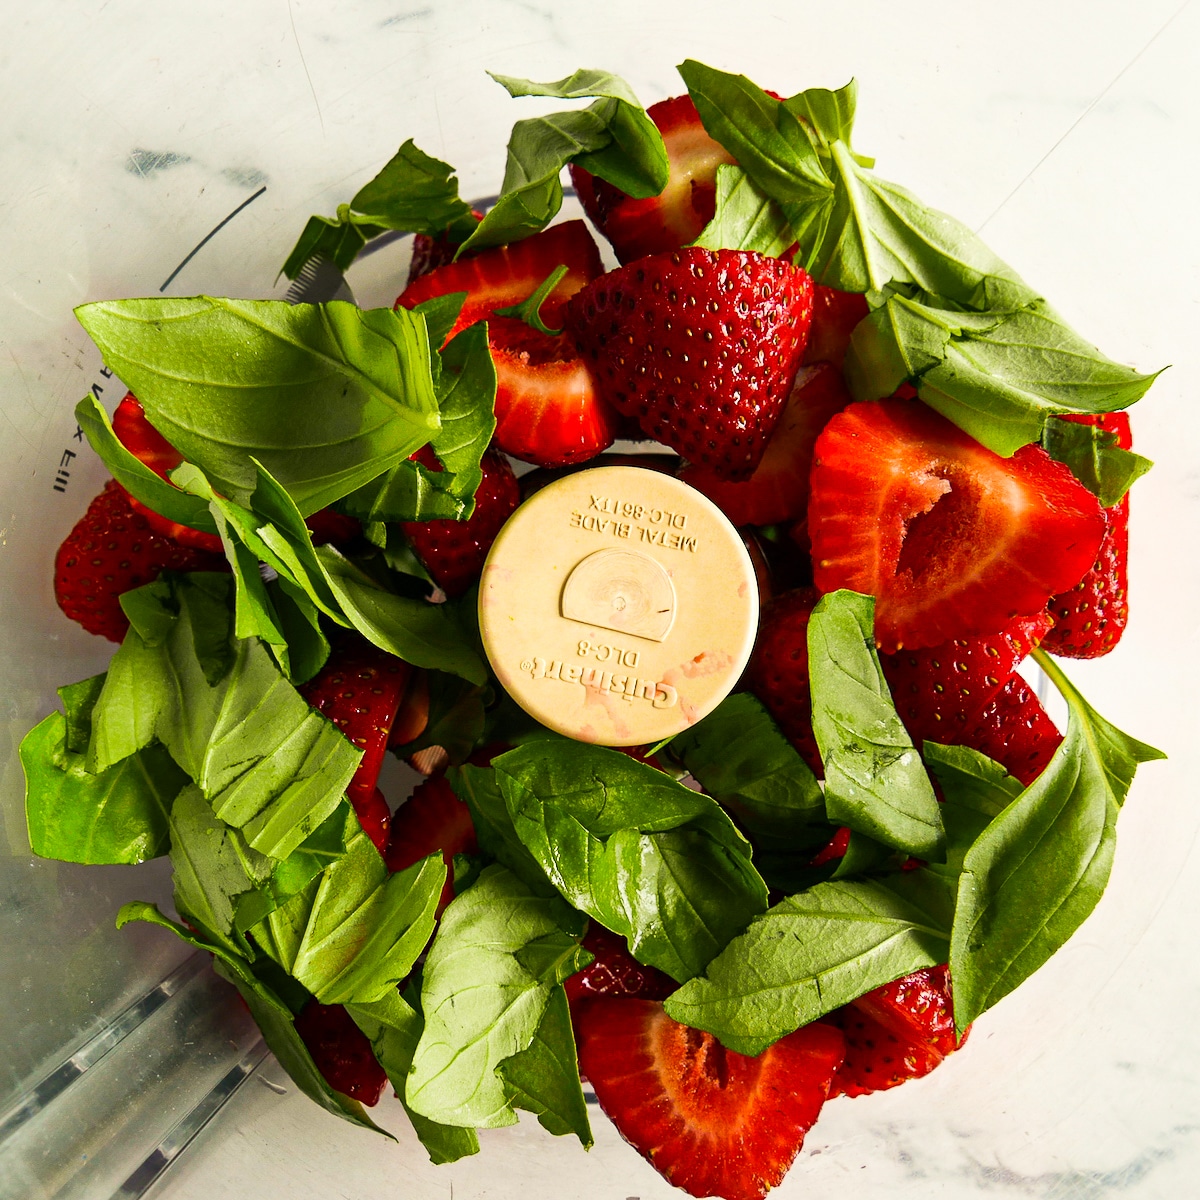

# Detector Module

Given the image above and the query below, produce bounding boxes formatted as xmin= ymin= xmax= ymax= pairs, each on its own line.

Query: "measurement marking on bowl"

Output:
xmin=158 ymin=185 xmax=268 ymax=293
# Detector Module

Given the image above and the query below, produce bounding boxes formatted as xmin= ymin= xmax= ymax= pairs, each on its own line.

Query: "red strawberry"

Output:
xmin=801 ymin=285 xmax=869 ymax=369
xmin=384 ymin=773 xmax=478 ymax=915
xmin=396 ymin=221 xmax=617 ymax=466
xmin=746 ymin=588 xmax=822 ymax=774
xmin=809 ymin=825 xmax=851 ymax=867
xmin=299 ymin=634 xmax=411 ymax=851
xmin=1042 ymin=412 xmax=1132 ymax=659
xmin=567 ymin=249 xmax=815 ymax=479
xmin=396 ymin=219 xmax=603 ymax=344
xmin=111 ymin=394 xmax=224 ymax=553
xmin=575 ymin=999 xmax=844 ymax=1200
xmin=958 ymin=673 xmax=1062 ymax=787
xmin=881 ymin=612 xmax=1054 ymax=750
xmin=570 ymin=94 xmax=736 ymax=264
xmin=302 ymin=507 xmax=362 ymax=547
xmin=564 ymin=923 xmax=674 ymax=1007
xmin=681 ymin=363 xmax=851 ymax=526
xmin=356 ymin=786 xmax=392 ymax=858
xmin=406 ymin=208 xmax=484 ymax=286
xmin=54 ymin=479 xmax=228 ymax=642
xmin=809 ymin=398 xmax=1106 ymax=651
xmin=831 ymin=965 xmax=963 ymax=1099
xmin=293 ymin=1001 xmax=388 ymax=1105
xmin=400 ymin=447 xmax=520 ymax=596
xmin=487 ymin=316 xmax=619 ymax=466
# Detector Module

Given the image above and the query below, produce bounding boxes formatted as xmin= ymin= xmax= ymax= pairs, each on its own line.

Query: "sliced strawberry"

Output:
xmin=355 ymin=786 xmax=392 ymax=857
xmin=488 ymin=315 xmax=618 ymax=466
xmin=809 ymin=826 xmax=851 ymax=867
xmin=564 ymin=923 xmax=674 ymax=1007
xmin=568 ymin=249 xmax=815 ymax=479
xmin=570 ymin=94 xmax=736 ymax=264
xmin=406 ymin=208 xmax=484 ymax=286
xmin=293 ymin=1001 xmax=388 ymax=1105
xmin=681 ymin=363 xmax=851 ymax=526
xmin=881 ymin=612 xmax=1054 ymax=750
xmin=298 ymin=634 xmax=411 ymax=847
xmin=809 ymin=398 xmax=1107 ymax=651
xmin=54 ymin=479 xmax=228 ymax=642
xmin=801 ymin=285 xmax=869 ymax=369
xmin=958 ymin=673 xmax=1063 ymax=787
xmin=575 ymin=999 xmax=843 ymax=1200
xmin=303 ymin=507 xmax=362 ymax=547
xmin=1042 ymin=412 xmax=1132 ymax=659
xmin=384 ymin=773 xmax=478 ymax=915
xmin=746 ymin=588 xmax=822 ymax=775
xmin=396 ymin=219 xmax=603 ymax=344
xmin=831 ymin=965 xmax=964 ymax=1099
xmin=400 ymin=447 xmax=520 ymax=596
xmin=396 ymin=221 xmax=616 ymax=466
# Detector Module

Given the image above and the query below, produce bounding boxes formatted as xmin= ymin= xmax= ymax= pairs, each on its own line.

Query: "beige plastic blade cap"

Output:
xmin=478 ymin=465 xmax=760 ymax=747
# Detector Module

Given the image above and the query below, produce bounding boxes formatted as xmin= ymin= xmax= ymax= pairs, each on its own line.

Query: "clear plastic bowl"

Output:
xmin=2 ymin=8 xmax=1197 ymax=1199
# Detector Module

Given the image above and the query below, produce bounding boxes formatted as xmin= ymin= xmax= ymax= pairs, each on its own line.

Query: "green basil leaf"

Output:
xmin=676 ymin=59 xmax=833 ymax=210
xmin=169 ymin=783 xmax=269 ymax=954
xmin=949 ymin=651 xmax=1165 ymax=1033
xmin=117 ymin=902 xmax=393 ymax=1136
xmin=281 ymin=214 xmax=374 ymax=282
xmin=266 ymin=577 xmax=331 ymax=685
xmin=803 ymin=145 xmax=1036 ymax=309
xmin=21 ymin=696 xmax=184 ymax=866
xmin=341 ymin=318 xmax=497 ymax=523
xmin=663 ymin=874 xmax=951 ymax=1055
xmin=75 ymin=394 xmax=218 ymax=534
xmin=315 ymin=545 xmax=488 ymax=684
xmin=282 ymin=139 xmax=475 ymax=278
xmin=447 ymin=763 xmax=554 ymax=893
xmin=1041 ymin=415 xmax=1153 ymax=506
xmin=846 ymin=296 xmax=1160 ymax=457
xmin=807 ymin=591 xmax=945 ymax=859
xmin=232 ymin=802 xmax=355 ymax=933
xmin=75 ymin=297 xmax=441 ymax=514
xmin=407 ymin=864 xmax=588 ymax=1129
xmin=89 ymin=574 xmax=361 ymax=860
xmin=494 ymin=742 xmax=768 ymax=982
xmin=923 ymin=741 xmax=1023 ymax=873
xmin=493 ymin=266 xmax=568 ymax=336
xmin=253 ymin=830 xmax=444 ymax=1005
xmin=692 ymin=165 xmax=797 ymax=256
xmin=783 ymin=80 xmax=870 ymax=165
xmin=459 ymin=70 xmax=667 ymax=254
xmin=497 ymin=985 xmax=592 ymax=1147
xmin=670 ymin=692 xmax=826 ymax=851
xmin=59 ymin=674 xmax=106 ymax=753
xmin=347 ymin=990 xmax=480 ymax=1164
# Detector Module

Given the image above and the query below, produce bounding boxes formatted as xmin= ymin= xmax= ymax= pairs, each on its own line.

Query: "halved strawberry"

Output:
xmin=575 ymin=999 xmax=844 ymax=1200
xmin=830 ymin=965 xmax=964 ymax=1099
xmin=568 ymin=248 xmax=815 ymax=479
xmin=959 ymin=673 xmax=1063 ymax=787
xmin=54 ymin=479 xmax=229 ymax=642
xmin=746 ymin=588 xmax=822 ymax=775
xmin=384 ymin=773 xmax=478 ymax=915
xmin=487 ymin=316 xmax=619 ymax=466
xmin=570 ymin=94 xmax=736 ymax=264
xmin=801 ymin=285 xmax=869 ymax=369
xmin=388 ymin=668 xmax=430 ymax=749
xmin=396 ymin=219 xmax=603 ymax=344
xmin=809 ymin=398 xmax=1107 ymax=651
xmin=298 ymin=634 xmax=411 ymax=852
xmin=400 ymin=447 xmax=520 ymax=596
xmin=880 ymin=612 xmax=1054 ymax=750
xmin=396 ymin=222 xmax=617 ymax=466
xmin=293 ymin=1001 xmax=388 ymax=1105
xmin=564 ymin=923 xmax=674 ymax=1007
xmin=1042 ymin=412 xmax=1132 ymax=659
xmin=680 ymin=363 xmax=851 ymax=526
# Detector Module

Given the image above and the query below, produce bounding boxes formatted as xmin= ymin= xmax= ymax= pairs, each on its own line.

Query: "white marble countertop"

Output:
xmin=1 ymin=2 xmax=1197 ymax=1197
